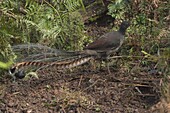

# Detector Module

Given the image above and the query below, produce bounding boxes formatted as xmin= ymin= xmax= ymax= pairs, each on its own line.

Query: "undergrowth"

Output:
xmin=108 ymin=0 xmax=169 ymax=105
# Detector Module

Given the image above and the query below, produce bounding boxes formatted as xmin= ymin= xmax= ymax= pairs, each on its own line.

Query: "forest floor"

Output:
xmin=0 ymin=18 xmax=167 ymax=113
xmin=0 ymin=65 xmax=163 ymax=113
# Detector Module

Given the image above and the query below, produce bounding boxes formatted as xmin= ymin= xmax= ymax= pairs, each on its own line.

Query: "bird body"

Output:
xmin=84 ymin=21 xmax=130 ymax=54
xmin=84 ymin=31 xmax=124 ymax=51
xmin=84 ymin=21 xmax=130 ymax=73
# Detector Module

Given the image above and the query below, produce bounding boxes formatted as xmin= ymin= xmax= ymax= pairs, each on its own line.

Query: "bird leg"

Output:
xmin=106 ymin=57 xmax=111 ymax=75
xmin=99 ymin=55 xmax=111 ymax=74
xmin=89 ymin=58 xmax=97 ymax=72
xmin=105 ymin=50 xmax=117 ymax=74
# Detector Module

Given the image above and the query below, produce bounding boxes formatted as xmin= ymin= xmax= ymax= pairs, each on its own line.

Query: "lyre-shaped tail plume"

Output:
xmin=11 ymin=43 xmax=82 ymax=63
xmin=9 ymin=55 xmax=93 ymax=75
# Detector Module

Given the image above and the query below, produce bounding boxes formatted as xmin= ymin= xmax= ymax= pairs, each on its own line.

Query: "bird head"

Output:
xmin=119 ymin=21 xmax=130 ymax=35
xmin=120 ymin=21 xmax=130 ymax=30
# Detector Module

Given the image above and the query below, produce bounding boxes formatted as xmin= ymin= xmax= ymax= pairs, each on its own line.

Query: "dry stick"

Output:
xmin=82 ymin=79 xmax=106 ymax=92
xmin=109 ymin=55 xmax=145 ymax=59
xmin=78 ymin=75 xmax=83 ymax=87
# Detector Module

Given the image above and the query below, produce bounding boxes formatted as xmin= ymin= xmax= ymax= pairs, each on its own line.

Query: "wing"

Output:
xmin=84 ymin=31 xmax=121 ymax=50
xmin=84 ymin=37 xmax=109 ymax=50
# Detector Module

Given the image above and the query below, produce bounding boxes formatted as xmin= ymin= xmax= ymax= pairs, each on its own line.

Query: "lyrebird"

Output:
xmin=9 ymin=21 xmax=130 ymax=79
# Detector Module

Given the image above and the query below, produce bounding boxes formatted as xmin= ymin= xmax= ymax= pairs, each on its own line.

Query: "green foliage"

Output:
xmin=108 ymin=0 xmax=127 ymax=20
xmin=0 ymin=61 xmax=13 ymax=69
xmin=0 ymin=0 xmax=86 ymax=50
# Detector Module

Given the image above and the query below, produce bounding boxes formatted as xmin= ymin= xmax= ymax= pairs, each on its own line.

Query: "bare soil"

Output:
xmin=0 ymin=64 xmax=163 ymax=113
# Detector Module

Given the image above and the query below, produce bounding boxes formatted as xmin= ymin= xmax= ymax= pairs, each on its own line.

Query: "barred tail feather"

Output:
xmin=14 ymin=61 xmax=48 ymax=69
xmin=9 ymin=61 xmax=50 ymax=76
xmin=53 ymin=56 xmax=92 ymax=69
xmin=38 ymin=56 xmax=93 ymax=70
xmin=9 ymin=56 xmax=93 ymax=75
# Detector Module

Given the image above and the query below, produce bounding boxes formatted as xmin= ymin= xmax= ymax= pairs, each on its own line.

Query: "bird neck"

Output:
xmin=118 ymin=27 xmax=126 ymax=35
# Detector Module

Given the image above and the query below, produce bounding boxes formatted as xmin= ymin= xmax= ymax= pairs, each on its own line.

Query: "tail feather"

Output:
xmin=9 ymin=55 xmax=93 ymax=75
xmin=12 ymin=43 xmax=99 ymax=63
xmin=50 ymin=56 xmax=92 ymax=69
xmin=35 ymin=55 xmax=93 ymax=71
xmin=12 ymin=43 xmax=81 ymax=62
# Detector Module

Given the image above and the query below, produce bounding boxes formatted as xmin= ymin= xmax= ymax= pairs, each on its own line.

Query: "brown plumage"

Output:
xmin=84 ymin=21 xmax=130 ymax=55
